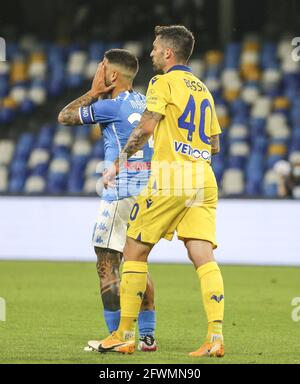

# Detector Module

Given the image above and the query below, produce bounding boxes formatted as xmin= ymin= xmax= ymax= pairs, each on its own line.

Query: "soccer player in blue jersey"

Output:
xmin=58 ymin=49 xmax=157 ymax=351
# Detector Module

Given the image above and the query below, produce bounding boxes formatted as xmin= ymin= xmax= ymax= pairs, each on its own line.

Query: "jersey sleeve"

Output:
xmin=79 ymin=99 xmax=120 ymax=125
xmin=145 ymin=76 xmax=170 ymax=116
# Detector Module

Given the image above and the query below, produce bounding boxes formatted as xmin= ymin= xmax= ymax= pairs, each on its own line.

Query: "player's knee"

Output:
xmin=184 ymin=238 xmax=214 ymax=267
xmin=123 ymin=238 xmax=151 ymax=262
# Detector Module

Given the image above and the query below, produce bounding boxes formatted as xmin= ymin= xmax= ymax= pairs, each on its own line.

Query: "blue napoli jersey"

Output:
xmin=80 ymin=90 xmax=153 ymax=201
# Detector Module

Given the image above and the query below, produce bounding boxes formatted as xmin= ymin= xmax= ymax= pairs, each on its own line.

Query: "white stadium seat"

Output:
xmin=10 ymin=86 xmax=28 ymax=104
xmin=264 ymin=169 xmax=280 ymax=185
xmin=67 ymin=51 xmax=88 ymax=75
xmin=273 ymin=160 xmax=291 ymax=177
xmin=189 ymin=58 xmax=205 ymax=78
xmin=221 ymin=69 xmax=241 ymax=88
xmin=53 ymin=130 xmax=73 ymax=148
xmin=222 ymin=169 xmax=244 ymax=195
xmin=281 ymin=58 xmax=299 ymax=73
xmin=228 ymin=124 xmax=248 ymax=140
xmin=240 ymin=51 xmax=259 ymax=66
xmin=277 ymin=38 xmax=293 ymax=60
xmin=241 ymin=85 xmax=260 ymax=104
xmin=215 ymin=104 xmax=228 ymax=119
xmin=205 ymin=78 xmax=221 ymax=92
xmin=28 ymin=149 xmax=50 ymax=169
xmin=289 ymin=151 xmax=300 ymax=164
xmin=0 ymin=61 xmax=10 ymax=75
xmin=24 ymin=176 xmax=46 ymax=193
xmin=229 ymin=142 xmax=250 ymax=157
xmin=262 ymin=69 xmax=281 ymax=87
xmin=85 ymin=159 xmax=103 ymax=177
xmin=85 ymin=60 xmax=99 ymax=80
xmin=49 ymin=158 xmax=70 ymax=173
xmin=83 ymin=176 xmax=102 ymax=195
xmin=72 ymin=139 xmax=91 ymax=156
xmin=28 ymin=86 xmax=47 ymax=105
xmin=0 ymin=140 xmax=15 ymax=165
xmin=0 ymin=166 xmax=8 ymax=192
xmin=266 ymin=113 xmax=290 ymax=138
xmin=251 ymin=97 xmax=272 ymax=118
xmin=292 ymin=186 xmax=300 ymax=199
xmin=28 ymin=61 xmax=47 ymax=80
xmin=123 ymin=41 xmax=143 ymax=58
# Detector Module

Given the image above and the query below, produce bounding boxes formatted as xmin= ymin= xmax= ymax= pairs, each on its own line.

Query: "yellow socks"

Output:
xmin=207 ymin=321 xmax=223 ymax=342
xmin=196 ymin=261 xmax=224 ymax=341
xmin=116 ymin=261 xmax=148 ymax=341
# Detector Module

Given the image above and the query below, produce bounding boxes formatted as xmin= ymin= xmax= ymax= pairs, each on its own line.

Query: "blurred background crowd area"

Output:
xmin=0 ymin=0 xmax=300 ymax=198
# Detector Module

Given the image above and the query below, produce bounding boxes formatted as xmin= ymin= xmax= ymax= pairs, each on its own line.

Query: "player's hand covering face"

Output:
xmin=91 ymin=61 xmax=115 ymax=97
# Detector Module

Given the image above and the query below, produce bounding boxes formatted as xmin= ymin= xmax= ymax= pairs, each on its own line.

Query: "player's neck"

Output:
xmin=111 ymin=84 xmax=132 ymax=99
xmin=164 ymin=62 xmax=187 ymax=73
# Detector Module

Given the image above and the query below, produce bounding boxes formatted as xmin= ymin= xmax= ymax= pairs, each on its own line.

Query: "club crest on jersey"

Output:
xmin=146 ymin=199 xmax=153 ymax=208
xmin=151 ymin=76 xmax=159 ymax=85
xmin=211 ymin=294 xmax=224 ymax=303
xmin=174 ymin=141 xmax=211 ymax=161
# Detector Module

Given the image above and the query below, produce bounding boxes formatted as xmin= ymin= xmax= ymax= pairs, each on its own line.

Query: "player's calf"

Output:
xmin=95 ymin=247 xmax=122 ymax=332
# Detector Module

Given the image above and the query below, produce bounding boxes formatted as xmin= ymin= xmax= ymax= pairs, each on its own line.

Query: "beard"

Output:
xmin=152 ymin=61 xmax=164 ymax=74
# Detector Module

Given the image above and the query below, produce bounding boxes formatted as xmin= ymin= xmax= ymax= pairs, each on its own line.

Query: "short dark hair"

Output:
xmin=104 ymin=49 xmax=139 ymax=80
xmin=154 ymin=25 xmax=195 ymax=63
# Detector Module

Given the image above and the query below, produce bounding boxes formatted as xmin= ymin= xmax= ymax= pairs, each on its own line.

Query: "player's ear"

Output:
xmin=111 ymin=71 xmax=118 ymax=83
xmin=165 ymin=48 xmax=172 ymax=60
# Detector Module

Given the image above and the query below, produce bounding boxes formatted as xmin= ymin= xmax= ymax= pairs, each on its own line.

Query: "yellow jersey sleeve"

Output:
xmin=146 ymin=76 xmax=170 ymax=116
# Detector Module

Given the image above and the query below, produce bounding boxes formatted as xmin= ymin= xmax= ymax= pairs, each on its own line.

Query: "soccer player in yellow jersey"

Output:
xmin=88 ymin=25 xmax=225 ymax=357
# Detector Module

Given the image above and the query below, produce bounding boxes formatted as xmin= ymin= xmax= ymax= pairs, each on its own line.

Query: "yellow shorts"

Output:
xmin=127 ymin=187 xmax=218 ymax=249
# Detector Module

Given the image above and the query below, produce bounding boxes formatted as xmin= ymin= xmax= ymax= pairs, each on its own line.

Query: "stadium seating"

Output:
xmin=1 ymin=35 xmax=300 ymax=197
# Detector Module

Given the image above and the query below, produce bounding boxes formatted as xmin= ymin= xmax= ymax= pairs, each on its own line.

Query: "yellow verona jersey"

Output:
xmin=146 ymin=65 xmax=221 ymax=189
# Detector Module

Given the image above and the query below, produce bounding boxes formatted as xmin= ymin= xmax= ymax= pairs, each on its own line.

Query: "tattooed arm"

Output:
xmin=58 ymin=91 xmax=99 ymax=126
xmin=115 ymin=109 xmax=162 ymax=175
xmin=58 ymin=62 xmax=115 ymax=126
xmin=211 ymin=134 xmax=220 ymax=155
xmin=121 ymin=109 xmax=162 ymax=159
xmin=103 ymin=109 xmax=162 ymax=188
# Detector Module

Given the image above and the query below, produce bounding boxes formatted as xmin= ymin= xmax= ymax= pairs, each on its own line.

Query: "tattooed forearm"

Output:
xmin=122 ymin=126 xmax=150 ymax=159
xmin=211 ymin=134 xmax=220 ymax=155
xmin=58 ymin=91 xmax=99 ymax=126
xmin=120 ymin=109 xmax=162 ymax=159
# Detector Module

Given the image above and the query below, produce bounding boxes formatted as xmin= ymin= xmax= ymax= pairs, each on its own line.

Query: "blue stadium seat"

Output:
xmin=47 ymin=172 xmax=67 ymax=193
xmin=92 ymin=139 xmax=105 ymax=159
xmin=9 ymin=175 xmax=26 ymax=193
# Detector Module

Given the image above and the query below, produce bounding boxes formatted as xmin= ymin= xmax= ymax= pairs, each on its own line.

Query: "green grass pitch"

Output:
xmin=0 ymin=261 xmax=299 ymax=364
